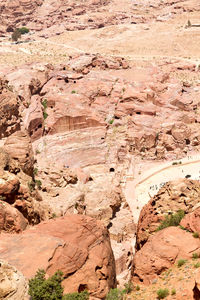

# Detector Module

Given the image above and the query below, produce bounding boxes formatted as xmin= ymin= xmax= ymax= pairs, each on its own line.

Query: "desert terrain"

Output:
xmin=1 ymin=0 xmax=200 ymax=299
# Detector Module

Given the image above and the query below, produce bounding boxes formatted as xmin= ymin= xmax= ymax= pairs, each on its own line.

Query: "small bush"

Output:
xmin=194 ymin=262 xmax=200 ymax=268
xmin=171 ymin=288 xmax=176 ymax=295
xmin=135 ymin=285 xmax=140 ymax=291
xmin=43 ymin=111 xmax=48 ymax=120
xmin=157 ymin=210 xmax=185 ymax=231
xmin=177 ymin=259 xmax=187 ymax=267
xmin=71 ymin=90 xmax=76 ymax=94
xmin=124 ymin=281 xmax=133 ymax=293
xmin=193 ymin=232 xmax=199 ymax=238
xmin=192 ymin=253 xmax=199 ymax=260
xmin=18 ymin=27 xmax=29 ymax=34
xmin=28 ymin=180 xmax=35 ymax=192
xmin=63 ymin=291 xmax=89 ymax=300
xmin=35 ymin=180 xmax=42 ymax=189
xmin=11 ymin=29 xmax=21 ymax=41
xmin=109 ymin=119 xmax=114 ymax=125
xmin=28 ymin=269 xmax=64 ymax=300
xmin=106 ymin=288 xmax=125 ymax=300
xmin=42 ymin=99 xmax=48 ymax=109
xmin=157 ymin=288 xmax=169 ymax=299
xmin=33 ymin=168 xmax=38 ymax=176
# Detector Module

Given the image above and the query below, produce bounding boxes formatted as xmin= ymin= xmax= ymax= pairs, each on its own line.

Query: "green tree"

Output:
xmin=28 ymin=269 xmax=64 ymax=300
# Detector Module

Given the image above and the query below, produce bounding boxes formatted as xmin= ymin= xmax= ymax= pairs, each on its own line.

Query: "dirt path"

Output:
xmin=124 ymin=155 xmax=200 ymax=222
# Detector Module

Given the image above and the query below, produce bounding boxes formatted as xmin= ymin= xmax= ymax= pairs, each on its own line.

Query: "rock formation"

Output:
xmin=0 ymin=260 xmax=28 ymax=300
xmin=0 ymin=215 xmax=116 ymax=298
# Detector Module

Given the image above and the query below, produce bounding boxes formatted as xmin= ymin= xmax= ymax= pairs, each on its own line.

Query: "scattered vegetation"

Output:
xmin=135 ymin=285 xmax=140 ymax=291
xmin=42 ymin=99 xmax=48 ymax=120
xmin=29 ymin=270 xmax=89 ymax=300
xmin=156 ymin=210 xmax=185 ymax=231
xmin=194 ymin=262 xmax=200 ymax=268
xmin=108 ymin=119 xmax=114 ymax=125
xmin=28 ymin=180 xmax=35 ymax=192
xmin=106 ymin=288 xmax=125 ymax=300
xmin=157 ymin=288 xmax=169 ymax=299
xmin=193 ymin=232 xmax=199 ymax=238
xmin=33 ymin=168 xmax=38 ymax=176
xmin=28 ymin=269 xmax=63 ymax=300
xmin=171 ymin=288 xmax=176 ymax=295
xmin=18 ymin=27 xmax=29 ymax=34
xmin=177 ymin=259 xmax=187 ymax=267
xmin=71 ymin=90 xmax=76 ymax=94
xmin=192 ymin=252 xmax=199 ymax=260
xmin=35 ymin=180 xmax=42 ymax=190
xmin=63 ymin=291 xmax=89 ymax=300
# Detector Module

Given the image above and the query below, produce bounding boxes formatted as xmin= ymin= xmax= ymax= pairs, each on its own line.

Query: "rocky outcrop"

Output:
xmin=4 ymin=130 xmax=34 ymax=177
xmin=0 ymin=201 xmax=28 ymax=233
xmin=136 ymin=179 xmax=200 ymax=250
xmin=0 ymin=78 xmax=20 ymax=139
xmin=180 ymin=207 xmax=200 ymax=233
xmin=0 ymin=260 xmax=28 ymax=300
xmin=0 ymin=215 xmax=116 ymax=298
xmin=132 ymin=227 xmax=200 ymax=284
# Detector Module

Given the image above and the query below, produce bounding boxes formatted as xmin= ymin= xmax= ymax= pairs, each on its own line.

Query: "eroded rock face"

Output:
xmin=0 ymin=78 xmax=20 ymax=139
xmin=180 ymin=207 xmax=200 ymax=233
xmin=132 ymin=227 xmax=200 ymax=284
xmin=4 ymin=130 xmax=34 ymax=177
xmin=0 ymin=215 xmax=116 ymax=298
xmin=0 ymin=259 xmax=28 ymax=300
xmin=136 ymin=179 xmax=200 ymax=250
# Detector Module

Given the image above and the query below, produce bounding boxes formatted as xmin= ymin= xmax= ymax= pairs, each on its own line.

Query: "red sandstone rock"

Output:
xmin=136 ymin=179 xmax=200 ymax=250
xmin=0 ymin=215 xmax=116 ymax=298
xmin=180 ymin=207 xmax=200 ymax=233
xmin=132 ymin=227 xmax=200 ymax=284
xmin=0 ymin=200 xmax=28 ymax=233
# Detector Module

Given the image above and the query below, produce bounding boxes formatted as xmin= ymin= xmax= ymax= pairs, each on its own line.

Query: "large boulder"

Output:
xmin=132 ymin=227 xmax=200 ymax=284
xmin=0 ymin=215 xmax=116 ymax=298
xmin=0 ymin=200 xmax=28 ymax=233
xmin=180 ymin=206 xmax=200 ymax=233
xmin=0 ymin=260 xmax=28 ymax=300
xmin=4 ymin=130 xmax=34 ymax=177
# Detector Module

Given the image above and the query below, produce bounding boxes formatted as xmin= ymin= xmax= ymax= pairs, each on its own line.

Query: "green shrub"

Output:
xmin=192 ymin=252 xmax=199 ymax=260
xmin=33 ymin=168 xmax=38 ymax=176
xmin=135 ymin=285 xmax=140 ymax=291
xmin=124 ymin=281 xmax=133 ymax=293
xmin=106 ymin=288 xmax=125 ymax=300
xmin=108 ymin=119 xmax=114 ymax=125
xmin=42 ymin=99 xmax=48 ymax=109
xmin=194 ymin=262 xmax=200 ymax=268
xmin=35 ymin=179 xmax=42 ymax=189
xmin=42 ymin=99 xmax=48 ymax=120
xmin=18 ymin=27 xmax=29 ymax=34
xmin=157 ymin=288 xmax=169 ymax=299
xmin=43 ymin=111 xmax=48 ymax=120
xmin=193 ymin=232 xmax=199 ymax=238
xmin=63 ymin=291 xmax=89 ymax=300
xmin=11 ymin=29 xmax=21 ymax=41
xmin=171 ymin=288 xmax=176 ymax=295
xmin=157 ymin=210 xmax=185 ymax=231
xmin=28 ymin=269 xmax=64 ymax=300
xmin=71 ymin=90 xmax=76 ymax=94
xmin=177 ymin=259 xmax=187 ymax=267
xmin=28 ymin=180 xmax=35 ymax=192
